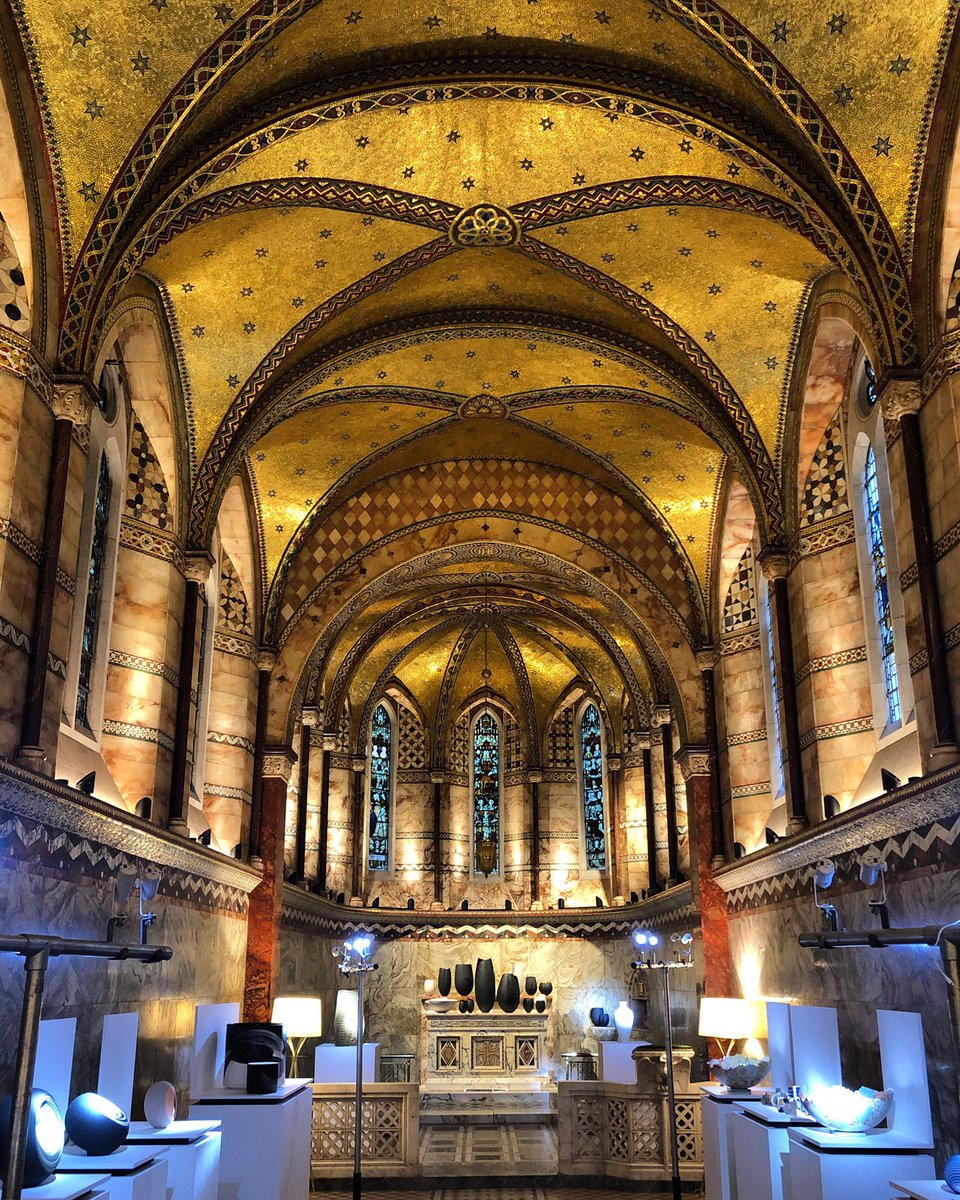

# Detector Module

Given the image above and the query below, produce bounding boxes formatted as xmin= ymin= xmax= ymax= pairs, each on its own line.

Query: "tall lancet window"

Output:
xmin=76 ymin=454 xmax=112 ymax=729
xmin=472 ymin=710 xmax=501 ymax=876
xmin=368 ymin=703 xmax=393 ymax=872
xmin=864 ymin=445 xmax=902 ymax=726
xmin=579 ymin=703 xmax=608 ymax=870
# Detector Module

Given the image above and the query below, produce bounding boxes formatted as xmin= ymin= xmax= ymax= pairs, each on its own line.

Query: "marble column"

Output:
xmin=294 ymin=707 xmax=318 ymax=885
xmin=676 ymin=747 xmax=732 ymax=997
xmin=317 ymin=732 xmax=335 ymax=890
xmin=758 ymin=549 xmax=808 ymax=835
xmin=350 ymin=755 xmax=366 ymax=898
xmin=17 ymin=382 xmax=92 ymax=769
xmin=528 ymin=768 xmax=543 ymax=906
xmin=654 ymin=706 xmax=680 ymax=884
xmin=168 ymin=552 xmax=213 ymax=836
xmin=430 ymin=769 xmax=445 ymax=907
xmin=640 ymin=735 xmax=659 ymax=892
xmin=882 ymin=378 xmax=960 ymax=769
xmin=243 ymin=746 xmax=296 ymax=1021
xmin=696 ymin=647 xmax=727 ymax=867
xmin=607 ymin=754 xmax=627 ymax=900
xmin=248 ymin=647 xmax=277 ymax=868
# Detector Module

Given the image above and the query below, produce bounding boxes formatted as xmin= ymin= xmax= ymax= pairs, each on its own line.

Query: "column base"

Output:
xmin=429 ymin=900 xmax=444 ymax=911
xmin=14 ymin=745 xmax=48 ymax=773
xmin=529 ymin=900 xmax=544 ymax=911
xmin=348 ymin=895 xmax=364 ymax=907
xmin=928 ymin=742 xmax=960 ymax=771
xmin=612 ymin=895 xmax=626 ymax=907
xmin=166 ymin=817 xmax=190 ymax=837
xmin=710 ymin=854 xmax=727 ymax=871
xmin=248 ymin=854 xmax=264 ymax=871
xmin=785 ymin=815 xmax=808 ymax=837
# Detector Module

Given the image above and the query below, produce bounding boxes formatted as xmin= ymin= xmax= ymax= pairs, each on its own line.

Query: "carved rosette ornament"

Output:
xmin=757 ymin=547 xmax=789 ymax=581
xmin=51 ymin=381 xmax=93 ymax=426
xmin=675 ymin=746 xmax=712 ymax=781
xmin=879 ymin=378 xmax=922 ymax=422
xmin=458 ymin=393 xmax=509 ymax=419
xmin=449 ymin=203 xmax=521 ymax=247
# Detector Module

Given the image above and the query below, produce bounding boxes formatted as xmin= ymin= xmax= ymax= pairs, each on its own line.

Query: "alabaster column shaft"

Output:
xmin=168 ymin=578 xmax=199 ymax=830
xmin=607 ymin=762 xmax=627 ymax=896
xmin=294 ymin=722 xmax=311 ymax=883
xmin=642 ymin=746 xmax=659 ymax=891
xmin=700 ymin=664 xmax=726 ymax=866
xmin=20 ymin=418 xmax=72 ymax=752
xmin=318 ymin=745 xmax=332 ymax=889
xmin=661 ymin=724 xmax=680 ymax=883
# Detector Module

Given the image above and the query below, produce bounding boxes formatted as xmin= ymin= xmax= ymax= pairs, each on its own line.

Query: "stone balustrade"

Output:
xmin=310 ymin=1082 xmax=420 ymax=1178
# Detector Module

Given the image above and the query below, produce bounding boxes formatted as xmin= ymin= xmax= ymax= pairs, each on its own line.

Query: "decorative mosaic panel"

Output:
xmin=515 ymin=1036 xmax=539 ymax=1070
xmin=0 ymin=213 xmax=30 ymax=335
xmin=336 ymin=704 xmax=351 ymax=752
xmin=801 ymin=410 xmax=849 ymax=527
xmin=505 ymin=715 xmax=523 ymax=771
xmin=437 ymin=1036 xmax=460 ymax=1070
xmin=397 ymin=701 xmax=426 ymax=769
xmin=548 ymin=703 xmax=576 ymax=767
xmin=217 ymin=552 xmax=252 ymax=636
xmin=722 ymin=545 xmax=757 ymax=633
xmin=471 ymin=1036 xmax=504 ymax=1071
xmin=449 ymin=715 xmax=468 ymax=774
xmin=125 ymin=419 xmax=171 ymax=530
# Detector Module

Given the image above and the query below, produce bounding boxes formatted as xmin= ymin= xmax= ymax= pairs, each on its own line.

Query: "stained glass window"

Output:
xmin=863 ymin=359 xmax=878 ymax=408
xmin=579 ymin=703 xmax=607 ymax=870
xmin=765 ymin=588 xmax=786 ymax=798
xmin=473 ymin=711 xmax=500 ymax=876
xmin=864 ymin=445 xmax=902 ymax=725
xmin=76 ymin=453 xmax=112 ymax=728
xmin=368 ymin=703 xmax=392 ymax=872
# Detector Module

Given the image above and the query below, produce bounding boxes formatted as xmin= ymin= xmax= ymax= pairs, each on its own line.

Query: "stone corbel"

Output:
xmin=322 ymin=733 xmax=339 ymax=752
xmin=430 ymin=769 xmax=446 ymax=785
xmin=756 ymin=547 xmax=788 ymax=581
xmin=526 ymin=768 xmax=544 ymax=785
xmin=879 ymin=376 xmax=922 ymax=423
xmin=261 ymin=747 xmax=296 ymax=783
xmin=675 ymin=745 xmax=712 ymax=782
xmin=695 ymin=647 xmax=720 ymax=672
xmin=652 ymin=705 xmax=672 ymax=727
xmin=636 ymin=732 xmax=652 ymax=751
xmin=351 ymin=755 xmax=367 ymax=774
xmin=257 ymin=647 xmax=278 ymax=674
xmin=183 ymin=550 xmax=215 ymax=587
xmin=301 ymin=706 xmax=320 ymax=728
xmin=51 ymin=379 xmax=95 ymax=426
xmin=607 ymin=755 xmax=623 ymax=773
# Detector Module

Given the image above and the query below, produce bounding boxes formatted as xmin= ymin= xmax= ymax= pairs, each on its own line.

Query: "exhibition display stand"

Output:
xmin=701 ymin=1084 xmax=767 ymax=1200
xmin=125 ymin=1121 xmax=221 ymax=1200
xmin=888 ymin=1182 xmax=952 ymax=1198
xmin=22 ymin=1176 xmax=108 ymax=1200
xmin=731 ymin=1102 xmax=816 ymax=1200
xmin=56 ymin=1148 xmax=167 ymax=1200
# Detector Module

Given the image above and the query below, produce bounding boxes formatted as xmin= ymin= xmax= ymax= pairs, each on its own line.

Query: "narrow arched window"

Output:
xmin=864 ymin=445 xmax=902 ymax=726
xmin=472 ymin=710 xmax=500 ymax=876
xmin=368 ymin=703 xmax=392 ymax=872
xmin=579 ymin=703 xmax=607 ymax=870
xmin=763 ymin=585 xmax=786 ymax=799
xmin=76 ymin=453 xmax=112 ymax=729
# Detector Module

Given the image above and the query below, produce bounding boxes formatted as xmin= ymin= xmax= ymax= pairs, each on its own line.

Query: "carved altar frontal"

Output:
xmin=421 ymin=1012 xmax=554 ymax=1093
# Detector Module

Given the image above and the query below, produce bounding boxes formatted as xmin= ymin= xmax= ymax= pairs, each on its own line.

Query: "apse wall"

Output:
xmin=0 ymin=764 xmax=255 ymax=1112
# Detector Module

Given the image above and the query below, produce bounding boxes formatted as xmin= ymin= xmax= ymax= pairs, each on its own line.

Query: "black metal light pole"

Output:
xmin=333 ymin=933 xmax=378 ymax=1200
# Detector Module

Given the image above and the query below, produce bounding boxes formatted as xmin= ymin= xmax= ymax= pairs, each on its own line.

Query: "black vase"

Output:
xmin=438 ymin=968 xmax=452 ymax=997
xmin=522 ymin=997 xmax=535 ymax=1013
xmin=475 ymin=958 xmax=496 ymax=1012
xmin=589 ymin=1006 xmax=607 ymax=1026
xmin=524 ymin=976 xmax=537 ymax=996
xmin=497 ymin=972 xmax=521 ymax=1013
xmin=466 ymin=999 xmax=475 ymax=1013
xmin=538 ymin=981 xmax=553 ymax=996
xmin=458 ymin=999 xmax=470 ymax=1014
xmin=599 ymin=1012 xmax=610 ymax=1027
xmin=455 ymin=963 xmax=474 ymax=997
xmin=535 ymin=998 xmax=546 ymax=1013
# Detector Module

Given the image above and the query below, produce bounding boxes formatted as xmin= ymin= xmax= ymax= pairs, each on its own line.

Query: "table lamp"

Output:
xmin=698 ymin=997 xmax=767 ymax=1057
xmin=272 ymin=996 xmax=323 ymax=1078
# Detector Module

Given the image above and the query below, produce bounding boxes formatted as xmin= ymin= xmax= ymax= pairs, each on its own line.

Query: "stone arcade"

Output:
xmin=3 ymin=1 xmax=960 ymax=1196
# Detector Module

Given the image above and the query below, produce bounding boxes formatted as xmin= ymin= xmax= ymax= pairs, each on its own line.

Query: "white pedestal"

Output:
xmin=731 ymin=1103 xmax=817 ymax=1200
xmin=190 ymin=1081 xmax=311 ymax=1200
xmin=24 ymin=1175 xmax=109 ymax=1199
xmin=889 ymin=1182 xmax=952 ymax=1199
xmin=786 ymin=1128 xmax=935 ymax=1200
xmin=701 ymin=1085 xmax=768 ymax=1200
xmin=126 ymin=1121 xmax=221 ymax=1200
xmin=58 ymin=1148 xmax=168 ymax=1200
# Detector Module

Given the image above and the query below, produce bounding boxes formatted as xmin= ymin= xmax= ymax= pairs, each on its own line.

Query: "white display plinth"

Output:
xmin=889 ymin=1182 xmax=953 ymax=1199
xmin=126 ymin=1121 xmax=221 ymax=1200
xmin=599 ymin=1042 xmax=651 ymax=1083
xmin=785 ymin=1129 xmax=934 ymax=1200
xmin=57 ymin=1147 xmax=168 ymax=1200
xmin=731 ymin=1102 xmax=817 ymax=1200
xmin=313 ymin=1043 xmax=378 ymax=1084
xmin=701 ymin=1084 xmax=768 ymax=1200
xmin=24 ymin=1174 xmax=109 ymax=1199
xmin=189 ymin=1081 xmax=311 ymax=1200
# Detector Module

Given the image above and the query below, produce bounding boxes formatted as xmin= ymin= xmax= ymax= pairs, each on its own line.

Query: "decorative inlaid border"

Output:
xmin=102 ymin=719 xmax=175 ymax=752
xmin=794 ymin=646 xmax=867 ymax=685
xmin=798 ymin=716 xmax=874 ymax=750
xmin=119 ymin=516 xmax=183 ymax=569
xmin=723 ymin=729 xmax=766 ymax=749
xmin=789 ymin=512 xmax=856 ymax=567
xmin=213 ymin=630 xmax=258 ymax=661
xmin=720 ymin=629 xmax=761 ymax=656
xmin=207 ymin=730 xmax=256 ymax=755
xmin=108 ymin=649 xmax=179 ymax=687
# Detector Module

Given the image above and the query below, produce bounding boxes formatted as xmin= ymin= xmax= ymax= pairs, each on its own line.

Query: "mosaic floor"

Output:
xmin=420 ymin=1124 xmax=557 ymax=1175
xmin=312 ymin=1191 xmax=682 ymax=1199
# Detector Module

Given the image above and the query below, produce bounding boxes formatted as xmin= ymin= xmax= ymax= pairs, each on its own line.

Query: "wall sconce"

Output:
xmin=859 ymin=852 xmax=889 ymax=928
xmin=813 ymin=858 xmax=840 ymax=932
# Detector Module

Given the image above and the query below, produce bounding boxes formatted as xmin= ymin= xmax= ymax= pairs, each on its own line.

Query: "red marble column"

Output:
xmin=677 ymin=747 xmax=732 ymax=997
xmin=243 ymin=746 xmax=296 ymax=1021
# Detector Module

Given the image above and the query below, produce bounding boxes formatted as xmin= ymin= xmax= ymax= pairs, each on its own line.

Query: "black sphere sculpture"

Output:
xmin=0 ymin=1089 xmax=64 ymax=1187
xmin=65 ymin=1093 xmax=129 ymax=1156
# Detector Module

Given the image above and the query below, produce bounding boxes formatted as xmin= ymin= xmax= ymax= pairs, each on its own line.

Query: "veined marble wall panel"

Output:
xmin=365 ymin=779 xmax=433 ymax=907
xmin=718 ymin=645 xmax=772 ymax=853
xmin=445 ymin=781 xmax=470 ymax=906
xmin=204 ymin=645 xmax=257 ymax=854
xmin=621 ymin=763 xmax=649 ymax=896
xmin=277 ymin=922 xmax=340 ymax=1060
xmin=325 ymin=764 xmax=353 ymax=895
xmin=502 ymin=780 xmax=528 ymax=903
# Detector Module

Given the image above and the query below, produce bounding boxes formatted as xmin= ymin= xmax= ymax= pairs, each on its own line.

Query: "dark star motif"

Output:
xmin=828 ymin=11 xmax=847 ymax=33
xmin=834 ymin=83 xmax=853 ymax=106
xmin=595 ymin=9 xmax=611 ymax=23
xmin=630 ymin=146 xmax=645 ymax=161
xmin=560 ymin=32 xmax=577 ymax=44
xmin=873 ymin=135 xmax=893 ymax=156
xmin=227 ymin=375 xmax=239 ymax=387
xmin=192 ymin=325 xmax=204 ymax=337
xmin=572 ymin=171 xmax=586 ymax=185
xmin=639 ymin=280 xmax=653 ymax=292
xmin=627 ymin=222 xmax=639 ymax=233
xmin=355 ymin=134 xmax=370 ymax=149
xmin=678 ymin=138 xmax=692 ymax=153
xmin=402 ymin=165 xmax=415 ymax=178
xmin=255 ymin=247 xmax=268 ymax=257
xmin=519 ymin=157 xmax=534 ymax=170
xmin=149 ymin=0 xmax=168 ymax=9
xmin=296 ymin=158 xmax=308 ymax=172
xmin=705 ymin=330 xmax=717 ymax=342
xmin=314 ymin=259 xmax=326 ymax=268
xmin=462 ymin=177 xmax=475 ymax=190
xmin=706 ymin=229 xmax=719 ymax=238
xmin=889 ymin=54 xmax=911 ymax=75
xmin=483 ymin=26 xmax=501 ymax=38
xmin=345 ymin=10 xmax=362 ymax=23
xmin=601 ymin=252 xmax=615 ymax=263
xmin=362 ymin=216 xmax=375 ymax=226
xmin=308 ymin=50 xmax=324 ymax=65
xmin=648 ymin=5 xmax=662 ymax=18
xmin=181 ymin=282 xmax=194 ymax=293
xmin=262 ymin=44 xmax=277 ymax=61
xmin=70 ymin=24 xmax=92 ymax=45
xmin=319 ymin=228 xmax=332 ymax=238
xmin=447 ymin=129 xmax=461 ymax=142
xmin=771 ymin=19 xmax=789 ymax=42
xmin=78 ymin=180 xmax=100 ymax=203
xmin=727 ymin=162 xmax=741 ymax=176
xmin=679 ymin=246 xmax=692 ymax=257
xmin=750 ymin=258 xmax=763 ymax=268
xmin=373 ymin=250 xmax=386 ymax=261
xmin=131 ymin=50 xmax=151 ymax=74
xmin=241 ymin=285 xmax=253 ymax=296
xmin=213 ymin=4 xmax=233 ymax=23
xmin=243 ymin=322 xmax=256 ymax=334
xmin=555 ymin=224 xmax=568 ymax=235
xmin=540 ymin=117 xmax=554 ymax=130
xmin=424 ymin=14 xmax=441 ymax=28
xmin=84 ymin=98 xmax=104 ymax=119
xmin=765 ymin=356 xmax=779 ymax=369
xmin=653 ymin=41 xmax=668 ymax=55
xmin=708 ymin=283 xmax=722 ymax=295
xmin=292 ymin=297 xmax=305 ymax=308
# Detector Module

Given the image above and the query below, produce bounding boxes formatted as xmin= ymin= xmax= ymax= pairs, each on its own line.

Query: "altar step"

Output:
xmin=419 ymin=1124 xmax=558 ymax=1176
xmin=420 ymin=1089 xmax=556 ymax=1124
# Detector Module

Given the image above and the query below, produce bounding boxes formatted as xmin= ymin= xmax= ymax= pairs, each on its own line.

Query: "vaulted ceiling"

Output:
xmin=8 ymin=0 xmax=956 ymax=741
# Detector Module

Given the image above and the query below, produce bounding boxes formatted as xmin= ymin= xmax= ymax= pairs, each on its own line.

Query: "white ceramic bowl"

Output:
xmin=800 ymin=1085 xmax=893 ymax=1132
xmin=143 ymin=1081 xmax=176 ymax=1129
xmin=423 ymin=997 xmax=457 ymax=1014
xmin=708 ymin=1055 xmax=770 ymax=1090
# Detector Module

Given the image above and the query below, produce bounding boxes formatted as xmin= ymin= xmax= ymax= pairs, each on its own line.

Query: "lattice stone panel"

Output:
xmin=574 ymin=1097 xmax=603 ymax=1159
xmin=398 ymin=703 xmax=426 ymax=769
xmin=674 ymin=1100 xmax=701 ymax=1161
xmin=629 ymin=1099 xmax=660 ymax=1161
xmin=606 ymin=1098 xmax=630 ymax=1161
xmin=312 ymin=1096 xmax=404 ymax=1164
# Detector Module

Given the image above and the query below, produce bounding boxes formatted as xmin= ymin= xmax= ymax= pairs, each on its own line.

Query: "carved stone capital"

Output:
xmin=322 ymin=733 xmax=339 ymax=752
xmin=880 ymin=377 xmax=922 ymax=422
xmin=183 ymin=551 xmax=215 ymax=586
xmin=300 ymin=706 xmax=320 ymax=728
xmin=607 ymin=755 xmax=623 ymax=773
xmin=635 ymin=733 xmax=652 ymax=751
xmin=923 ymin=335 xmax=960 ymax=398
xmin=430 ymin=769 xmax=446 ymax=785
xmin=675 ymin=745 xmax=712 ymax=781
xmin=256 ymin=647 xmax=278 ymax=673
xmin=757 ymin=547 xmax=789 ymax=581
xmin=351 ymin=755 xmax=367 ymax=773
xmin=652 ymin=705 xmax=672 ymax=728
xmin=695 ymin=647 xmax=720 ymax=672
xmin=526 ymin=768 xmax=544 ymax=785
xmin=51 ymin=380 xmax=94 ymax=426
xmin=261 ymin=747 xmax=296 ymax=782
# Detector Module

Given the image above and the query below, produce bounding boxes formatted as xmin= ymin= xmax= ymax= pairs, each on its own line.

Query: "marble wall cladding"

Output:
xmin=728 ymin=863 xmax=960 ymax=1166
xmin=622 ymin=763 xmax=650 ymax=897
xmin=0 ymin=857 xmax=247 ymax=1117
xmin=277 ymin=924 xmax=340 ymax=1059
xmin=718 ymin=644 xmax=773 ymax=853
xmin=204 ymin=645 xmax=257 ymax=854
xmin=325 ymin=766 xmax=353 ymax=895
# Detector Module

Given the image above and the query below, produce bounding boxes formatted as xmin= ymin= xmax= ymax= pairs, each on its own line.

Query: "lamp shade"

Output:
xmin=272 ymin=996 xmax=323 ymax=1039
xmin=698 ymin=997 xmax=767 ymax=1041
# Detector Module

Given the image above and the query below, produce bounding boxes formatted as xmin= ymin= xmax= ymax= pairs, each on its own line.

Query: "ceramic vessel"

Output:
xmin=424 ymin=997 xmax=457 ymax=1014
xmin=709 ymin=1055 xmax=770 ymax=1091
xmin=944 ymin=1153 xmax=960 ymax=1193
xmin=497 ymin=972 xmax=521 ymax=1013
xmin=524 ymin=976 xmax=537 ymax=995
xmin=475 ymin=958 xmax=496 ymax=1012
xmin=458 ymin=1000 xmax=470 ymax=1014
xmin=143 ymin=1081 xmax=176 ymax=1129
xmin=465 ymin=999 xmax=475 ymax=1013
xmin=65 ymin=1093 xmax=129 ymax=1156
xmin=535 ymin=998 xmax=546 ymax=1013
xmin=437 ymin=968 xmax=451 ymax=997
xmin=539 ymin=981 xmax=553 ymax=996
xmin=454 ymin=963 xmax=474 ymax=997
xmin=614 ymin=1002 xmax=635 ymax=1043
xmin=800 ymin=1084 xmax=893 ymax=1133
xmin=522 ymin=998 xmax=535 ymax=1013
xmin=589 ymin=1006 xmax=607 ymax=1027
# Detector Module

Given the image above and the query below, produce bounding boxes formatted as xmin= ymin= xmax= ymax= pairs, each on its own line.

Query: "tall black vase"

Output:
xmin=437 ymin=967 xmax=451 ymax=997
xmin=454 ymin=963 xmax=474 ymax=997
xmin=497 ymin=972 xmax=521 ymax=1013
xmin=475 ymin=958 xmax=496 ymax=1012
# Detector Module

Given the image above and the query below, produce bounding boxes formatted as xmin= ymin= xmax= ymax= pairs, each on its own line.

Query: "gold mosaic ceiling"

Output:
xmin=8 ymin=0 xmax=956 ymax=725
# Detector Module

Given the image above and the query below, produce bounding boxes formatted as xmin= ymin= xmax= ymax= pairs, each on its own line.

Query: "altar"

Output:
xmin=420 ymin=1011 xmax=554 ymax=1094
